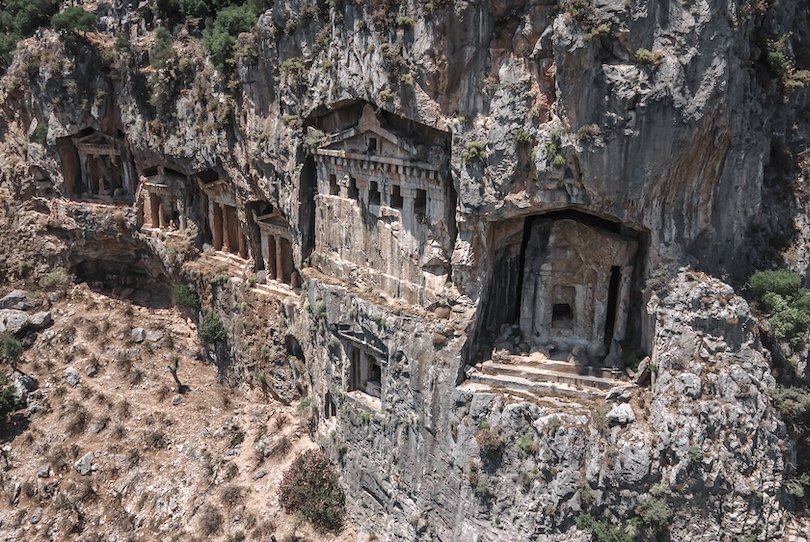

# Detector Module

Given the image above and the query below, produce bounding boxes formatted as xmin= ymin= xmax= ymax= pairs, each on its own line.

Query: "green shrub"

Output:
xmin=515 ymin=128 xmax=532 ymax=145
xmin=198 ymin=312 xmax=227 ymax=344
xmin=202 ymin=4 xmax=259 ymax=72
xmin=0 ymin=373 xmax=17 ymax=427
xmin=462 ymin=141 xmax=488 ymax=164
xmin=172 ymin=283 xmax=200 ymax=310
xmin=635 ymin=496 xmax=671 ymax=533
xmin=575 ymin=514 xmax=633 ymax=542
xmin=545 ymin=133 xmax=566 ymax=168
xmin=785 ymin=472 xmax=810 ymax=498
xmin=32 ymin=123 xmax=48 ymax=145
xmin=769 ymin=386 xmax=810 ymax=423
xmin=51 ymin=6 xmax=97 ymax=36
xmin=635 ymin=48 xmax=663 ymax=65
xmin=763 ymin=33 xmax=810 ymax=91
xmin=516 ymin=432 xmax=535 ymax=456
xmin=41 ymin=268 xmax=70 ymax=290
xmin=150 ymin=27 xmax=174 ymax=69
xmin=751 ymin=270 xmax=803 ymax=297
xmin=396 ymin=16 xmax=415 ymax=28
xmin=114 ymin=32 xmax=132 ymax=53
xmin=297 ymin=396 xmax=312 ymax=411
xmin=0 ymin=0 xmax=61 ymax=72
xmin=751 ymin=270 xmax=810 ymax=345
xmin=577 ymin=123 xmax=601 ymax=142
xmin=278 ymin=449 xmax=345 ymax=532
xmin=0 ymin=335 xmax=23 ymax=365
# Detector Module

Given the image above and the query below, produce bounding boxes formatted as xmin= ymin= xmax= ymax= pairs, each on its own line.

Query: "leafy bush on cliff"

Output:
xmin=172 ymin=283 xmax=200 ymax=310
xmin=751 ymin=270 xmax=810 ymax=345
xmin=202 ymin=4 xmax=258 ymax=71
xmin=0 ymin=373 xmax=17 ymax=427
xmin=0 ymin=0 xmax=60 ymax=71
xmin=198 ymin=312 xmax=227 ymax=344
xmin=278 ymin=449 xmax=345 ymax=532
xmin=51 ymin=7 xmax=97 ymax=36
xmin=150 ymin=27 xmax=175 ymax=68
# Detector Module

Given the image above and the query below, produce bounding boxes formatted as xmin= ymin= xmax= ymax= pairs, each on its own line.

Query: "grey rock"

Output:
xmin=74 ymin=452 xmax=93 ymax=476
xmin=677 ymin=373 xmax=703 ymax=399
xmin=30 ymin=506 xmax=43 ymax=524
xmin=64 ymin=367 xmax=80 ymax=386
xmin=606 ymin=403 xmax=635 ymax=426
xmin=146 ymin=329 xmax=164 ymax=342
xmin=36 ymin=463 xmax=51 ymax=478
xmin=85 ymin=364 xmax=98 ymax=377
xmin=90 ymin=418 xmax=107 ymax=434
xmin=172 ymin=395 xmax=183 ymax=405
xmin=27 ymin=311 xmax=52 ymax=330
xmin=11 ymin=373 xmax=38 ymax=407
xmin=605 ymin=386 xmax=633 ymax=403
xmin=130 ymin=327 xmax=146 ymax=343
xmin=252 ymin=470 xmax=268 ymax=480
xmin=634 ymin=356 xmax=652 ymax=386
xmin=0 ymin=309 xmax=30 ymax=335
xmin=0 ymin=290 xmax=29 ymax=310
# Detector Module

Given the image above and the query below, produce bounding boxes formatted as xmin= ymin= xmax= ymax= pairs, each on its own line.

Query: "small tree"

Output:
xmin=278 ymin=449 xmax=345 ymax=532
xmin=150 ymin=26 xmax=174 ymax=69
xmin=167 ymin=357 xmax=188 ymax=393
xmin=0 ymin=373 xmax=18 ymax=427
xmin=198 ymin=312 xmax=227 ymax=344
xmin=0 ymin=335 xmax=23 ymax=371
xmin=51 ymin=7 xmax=97 ymax=36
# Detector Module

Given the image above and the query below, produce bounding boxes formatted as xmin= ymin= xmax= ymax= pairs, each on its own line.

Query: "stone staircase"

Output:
xmin=463 ymin=352 xmax=626 ymax=402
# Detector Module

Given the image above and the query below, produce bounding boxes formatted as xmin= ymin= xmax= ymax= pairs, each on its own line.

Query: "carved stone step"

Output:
xmin=467 ymin=371 xmax=605 ymax=400
xmin=492 ymin=356 xmax=582 ymax=375
xmin=479 ymin=361 xmax=621 ymax=391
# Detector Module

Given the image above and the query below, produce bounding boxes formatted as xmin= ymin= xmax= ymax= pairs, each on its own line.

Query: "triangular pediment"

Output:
xmin=316 ymin=104 xmax=418 ymax=158
xmin=255 ymin=210 xmax=289 ymax=229
xmin=76 ymin=131 xmax=117 ymax=146
xmin=321 ymin=128 xmax=418 ymax=159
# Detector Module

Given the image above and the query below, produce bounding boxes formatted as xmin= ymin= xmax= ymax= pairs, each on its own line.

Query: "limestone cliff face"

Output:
xmin=0 ymin=0 xmax=809 ymax=540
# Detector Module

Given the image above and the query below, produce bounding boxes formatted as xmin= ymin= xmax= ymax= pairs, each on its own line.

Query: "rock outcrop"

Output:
xmin=0 ymin=0 xmax=808 ymax=540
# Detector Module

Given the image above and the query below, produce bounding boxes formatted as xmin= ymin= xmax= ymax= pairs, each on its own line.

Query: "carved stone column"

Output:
xmin=221 ymin=204 xmax=231 ymax=253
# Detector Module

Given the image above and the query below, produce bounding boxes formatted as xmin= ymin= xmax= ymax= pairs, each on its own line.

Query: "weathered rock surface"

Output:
xmin=0 ymin=0 xmax=807 ymax=541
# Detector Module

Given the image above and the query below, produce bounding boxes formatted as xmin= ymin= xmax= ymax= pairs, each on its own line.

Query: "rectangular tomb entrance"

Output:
xmin=466 ymin=210 xmax=645 ymax=398
xmin=519 ymin=217 xmax=638 ymax=360
xmin=252 ymin=208 xmax=298 ymax=288
xmin=139 ymin=166 xmax=188 ymax=233
xmin=198 ymin=179 xmax=249 ymax=259
xmin=58 ymin=129 xmax=135 ymax=199
xmin=307 ymin=101 xmax=455 ymax=306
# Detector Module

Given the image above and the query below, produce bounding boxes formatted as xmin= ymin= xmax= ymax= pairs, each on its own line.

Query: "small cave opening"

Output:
xmin=70 ymin=254 xmax=172 ymax=309
xmin=473 ymin=208 xmax=649 ymax=370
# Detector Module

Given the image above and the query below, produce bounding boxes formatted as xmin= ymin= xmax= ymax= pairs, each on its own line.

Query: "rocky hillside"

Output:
xmin=0 ymin=284 xmax=354 ymax=541
xmin=0 ymin=0 xmax=809 ymax=541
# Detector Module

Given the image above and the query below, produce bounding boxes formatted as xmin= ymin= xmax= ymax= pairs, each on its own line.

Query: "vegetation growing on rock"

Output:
xmin=278 ymin=449 xmax=345 ymax=532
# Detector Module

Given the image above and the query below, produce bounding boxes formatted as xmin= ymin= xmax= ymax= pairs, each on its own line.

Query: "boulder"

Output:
xmin=606 ymin=403 xmax=635 ymax=426
xmin=131 ymin=327 xmax=146 ymax=343
xmin=27 ymin=311 xmax=52 ymax=331
xmin=64 ymin=367 xmax=81 ymax=387
xmin=36 ymin=463 xmax=51 ymax=478
xmin=0 ymin=309 xmax=30 ymax=335
xmin=0 ymin=290 xmax=30 ymax=310
xmin=74 ymin=452 xmax=93 ymax=476
xmin=10 ymin=373 xmax=38 ymax=407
